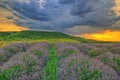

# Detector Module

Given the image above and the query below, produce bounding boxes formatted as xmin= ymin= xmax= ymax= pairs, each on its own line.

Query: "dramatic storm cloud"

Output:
xmin=0 ymin=0 xmax=120 ymax=34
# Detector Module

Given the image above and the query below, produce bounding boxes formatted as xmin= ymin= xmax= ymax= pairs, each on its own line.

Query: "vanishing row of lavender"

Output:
xmin=75 ymin=43 xmax=120 ymax=75
xmin=55 ymin=43 xmax=120 ymax=80
xmin=0 ymin=42 xmax=119 ymax=80
xmin=0 ymin=42 xmax=49 ymax=80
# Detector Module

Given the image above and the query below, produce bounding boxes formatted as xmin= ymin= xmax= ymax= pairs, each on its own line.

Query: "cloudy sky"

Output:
xmin=0 ymin=0 xmax=120 ymax=41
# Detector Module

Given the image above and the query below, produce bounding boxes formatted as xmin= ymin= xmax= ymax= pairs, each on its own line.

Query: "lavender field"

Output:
xmin=0 ymin=42 xmax=120 ymax=80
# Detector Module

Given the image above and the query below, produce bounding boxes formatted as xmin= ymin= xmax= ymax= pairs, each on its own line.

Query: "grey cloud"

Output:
xmin=0 ymin=0 xmax=120 ymax=34
xmin=59 ymin=0 xmax=76 ymax=5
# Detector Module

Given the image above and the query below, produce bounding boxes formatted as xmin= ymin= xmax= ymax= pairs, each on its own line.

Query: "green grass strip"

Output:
xmin=43 ymin=44 xmax=58 ymax=80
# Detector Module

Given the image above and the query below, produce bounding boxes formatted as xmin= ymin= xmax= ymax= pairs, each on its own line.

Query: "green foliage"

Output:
xmin=100 ymin=56 xmax=120 ymax=75
xmin=43 ymin=44 xmax=58 ymax=80
xmin=0 ymin=54 xmax=7 ymax=64
xmin=23 ymin=56 xmax=37 ymax=67
xmin=60 ymin=49 xmax=77 ymax=59
xmin=88 ymin=48 xmax=105 ymax=57
xmin=113 ymin=57 xmax=120 ymax=66
xmin=0 ymin=65 xmax=24 ymax=80
xmin=78 ymin=61 xmax=102 ymax=80
xmin=112 ymin=57 xmax=120 ymax=74
xmin=22 ymin=55 xmax=38 ymax=75
xmin=32 ymin=50 xmax=44 ymax=57
xmin=79 ymin=69 xmax=102 ymax=80
xmin=88 ymin=70 xmax=102 ymax=80
xmin=67 ymin=59 xmax=102 ymax=80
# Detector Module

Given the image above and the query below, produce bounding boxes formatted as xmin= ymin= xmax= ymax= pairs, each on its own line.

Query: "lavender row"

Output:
xmin=0 ymin=42 xmax=49 ymax=80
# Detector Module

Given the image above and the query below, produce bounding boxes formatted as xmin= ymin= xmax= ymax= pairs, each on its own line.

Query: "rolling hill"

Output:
xmin=0 ymin=30 xmax=97 ymax=42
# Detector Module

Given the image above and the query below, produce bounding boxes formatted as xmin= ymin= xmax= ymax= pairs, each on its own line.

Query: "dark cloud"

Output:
xmin=6 ymin=16 xmax=14 ymax=20
xmin=0 ymin=0 xmax=120 ymax=34
xmin=11 ymin=2 xmax=52 ymax=21
xmin=59 ymin=0 xmax=76 ymax=5
xmin=71 ymin=1 xmax=94 ymax=16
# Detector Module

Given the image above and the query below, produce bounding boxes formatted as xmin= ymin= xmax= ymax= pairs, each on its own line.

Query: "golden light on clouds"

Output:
xmin=113 ymin=0 xmax=120 ymax=16
xmin=0 ymin=7 xmax=29 ymax=32
xmin=76 ymin=30 xmax=120 ymax=42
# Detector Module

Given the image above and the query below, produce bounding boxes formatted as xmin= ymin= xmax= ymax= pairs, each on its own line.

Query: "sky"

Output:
xmin=0 ymin=0 xmax=120 ymax=41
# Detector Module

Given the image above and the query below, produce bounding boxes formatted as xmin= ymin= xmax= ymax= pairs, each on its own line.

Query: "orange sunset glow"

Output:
xmin=0 ymin=24 xmax=29 ymax=32
xmin=76 ymin=30 xmax=120 ymax=42
xmin=0 ymin=7 xmax=29 ymax=32
xmin=112 ymin=0 xmax=120 ymax=16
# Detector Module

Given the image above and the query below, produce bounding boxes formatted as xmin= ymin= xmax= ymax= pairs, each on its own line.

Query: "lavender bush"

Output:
xmin=0 ymin=42 xmax=119 ymax=80
xmin=0 ymin=53 xmax=44 ymax=80
xmin=0 ymin=42 xmax=50 ymax=80
xmin=0 ymin=42 xmax=30 ymax=65
xmin=58 ymin=53 xmax=119 ymax=80
xmin=55 ymin=43 xmax=79 ymax=59
xmin=87 ymin=47 xmax=109 ymax=57
xmin=76 ymin=43 xmax=95 ymax=54
xmin=25 ymin=42 xmax=49 ymax=61
xmin=97 ymin=52 xmax=120 ymax=75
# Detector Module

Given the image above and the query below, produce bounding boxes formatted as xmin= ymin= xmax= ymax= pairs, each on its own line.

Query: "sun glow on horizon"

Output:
xmin=0 ymin=24 xmax=29 ymax=32
xmin=76 ymin=30 xmax=120 ymax=42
